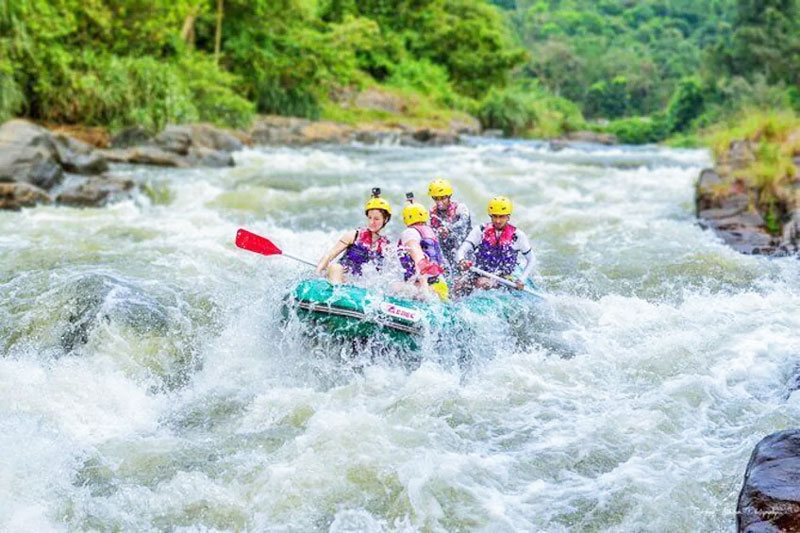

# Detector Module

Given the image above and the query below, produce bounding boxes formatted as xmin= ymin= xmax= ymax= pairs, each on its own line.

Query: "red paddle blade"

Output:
xmin=235 ymin=229 xmax=283 ymax=256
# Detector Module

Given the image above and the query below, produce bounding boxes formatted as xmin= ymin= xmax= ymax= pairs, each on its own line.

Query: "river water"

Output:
xmin=1 ymin=138 xmax=799 ymax=532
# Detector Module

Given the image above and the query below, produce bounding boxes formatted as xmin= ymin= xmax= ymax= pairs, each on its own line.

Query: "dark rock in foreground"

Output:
xmin=737 ymin=430 xmax=800 ymax=532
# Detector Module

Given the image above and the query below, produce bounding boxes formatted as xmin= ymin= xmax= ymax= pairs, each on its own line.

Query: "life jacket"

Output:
xmin=339 ymin=228 xmax=388 ymax=276
xmin=430 ymin=201 xmax=460 ymax=229
xmin=398 ymin=224 xmax=445 ymax=281
xmin=475 ymin=223 xmax=518 ymax=276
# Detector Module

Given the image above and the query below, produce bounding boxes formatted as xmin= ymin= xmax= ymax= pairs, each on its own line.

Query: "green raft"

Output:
xmin=281 ymin=278 xmax=541 ymax=350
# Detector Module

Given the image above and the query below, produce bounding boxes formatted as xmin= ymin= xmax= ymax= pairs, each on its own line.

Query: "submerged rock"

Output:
xmin=0 ymin=182 xmax=52 ymax=210
xmin=58 ymin=273 xmax=204 ymax=389
xmin=737 ymin=430 xmax=800 ymax=532
xmin=60 ymin=274 xmax=170 ymax=352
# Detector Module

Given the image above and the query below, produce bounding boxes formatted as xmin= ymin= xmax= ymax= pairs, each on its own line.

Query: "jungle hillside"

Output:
xmin=1 ymin=0 xmax=798 ymax=143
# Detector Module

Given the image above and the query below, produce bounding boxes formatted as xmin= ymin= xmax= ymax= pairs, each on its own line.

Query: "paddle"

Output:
xmin=235 ymin=228 xmax=317 ymax=268
xmin=236 ymin=228 xmax=425 ymax=324
xmin=469 ymin=266 xmax=543 ymax=297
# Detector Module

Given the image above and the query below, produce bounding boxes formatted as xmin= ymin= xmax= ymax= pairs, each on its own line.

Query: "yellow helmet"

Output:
xmin=365 ymin=196 xmax=392 ymax=216
xmin=403 ymin=202 xmax=429 ymax=226
xmin=487 ymin=196 xmax=513 ymax=215
xmin=428 ymin=178 xmax=453 ymax=198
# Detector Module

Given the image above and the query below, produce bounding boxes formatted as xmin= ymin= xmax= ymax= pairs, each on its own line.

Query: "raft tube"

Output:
xmin=281 ymin=277 xmax=541 ymax=350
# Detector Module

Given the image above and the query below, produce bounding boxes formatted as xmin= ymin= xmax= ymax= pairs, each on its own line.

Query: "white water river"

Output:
xmin=1 ymin=138 xmax=799 ymax=532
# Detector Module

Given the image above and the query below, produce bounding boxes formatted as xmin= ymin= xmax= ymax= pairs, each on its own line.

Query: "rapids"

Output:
xmin=1 ymin=138 xmax=799 ymax=531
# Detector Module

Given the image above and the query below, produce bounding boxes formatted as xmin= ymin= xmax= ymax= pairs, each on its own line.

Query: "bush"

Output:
xmin=477 ymin=84 xmax=585 ymax=138
xmin=665 ymin=76 xmax=705 ymax=132
xmin=254 ymin=78 xmax=320 ymax=119
xmin=27 ymin=50 xmax=252 ymax=131
xmin=606 ymin=115 xmax=670 ymax=144
xmin=477 ymin=87 xmax=538 ymax=136
xmin=0 ymin=62 xmax=23 ymax=122
xmin=387 ymin=58 xmax=453 ymax=104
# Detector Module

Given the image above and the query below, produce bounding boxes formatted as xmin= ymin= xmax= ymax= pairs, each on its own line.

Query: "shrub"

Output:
xmin=606 ymin=115 xmax=670 ymax=144
xmin=0 ymin=62 xmax=23 ymax=121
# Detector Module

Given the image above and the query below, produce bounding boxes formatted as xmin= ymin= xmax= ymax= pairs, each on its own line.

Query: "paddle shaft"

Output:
xmin=469 ymin=266 xmax=541 ymax=297
xmin=283 ymin=252 xmax=317 ymax=268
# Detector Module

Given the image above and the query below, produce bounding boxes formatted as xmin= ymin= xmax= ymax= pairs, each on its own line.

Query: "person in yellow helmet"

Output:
xmin=315 ymin=188 xmax=391 ymax=284
xmin=427 ymin=178 xmax=471 ymax=275
xmin=396 ymin=192 xmax=449 ymax=301
xmin=456 ymin=196 xmax=535 ymax=293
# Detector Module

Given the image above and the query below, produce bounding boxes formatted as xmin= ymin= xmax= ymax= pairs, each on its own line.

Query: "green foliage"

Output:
xmin=385 ymin=58 xmax=469 ymax=109
xmin=515 ymin=0 xmax=737 ymax=118
xmin=478 ymin=87 xmax=539 ymax=136
xmin=605 ymin=115 xmax=670 ymax=144
xmin=712 ymin=0 xmax=800 ymax=87
xmin=665 ymin=77 xmax=705 ymax=133
xmin=477 ymin=84 xmax=584 ymax=138
xmin=0 ymin=61 xmax=24 ymax=122
xmin=2 ymin=0 xmax=526 ymax=131
xmin=585 ymin=77 xmax=630 ymax=119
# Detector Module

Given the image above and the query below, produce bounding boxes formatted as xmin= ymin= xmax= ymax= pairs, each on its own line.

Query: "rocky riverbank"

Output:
xmin=696 ymin=133 xmax=800 ymax=256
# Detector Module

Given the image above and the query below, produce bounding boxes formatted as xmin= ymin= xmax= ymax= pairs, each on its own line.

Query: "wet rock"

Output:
xmin=0 ymin=120 xmax=64 ymax=189
xmin=737 ymin=430 xmax=800 ymax=532
xmin=100 ymin=146 xmax=191 ymax=167
xmin=717 ymin=228 xmax=778 ymax=255
xmin=60 ymin=274 xmax=170 ymax=352
xmin=110 ymin=126 xmax=154 ymax=149
xmin=405 ymin=128 xmax=459 ymax=146
xmin=482 ymin=129 xmax=504 ymax=138
xmin=0 ymin=182 xmax=52 ymax=210
xmin=187 ymin=146 xmax=234 ymax=167
xmin=155 ymin=124 xmax=244 ymax=154
xmin=52 ymin=134 xmax=108 ymax=175
xmin=56 ymin=175 xmax=135 ymax=207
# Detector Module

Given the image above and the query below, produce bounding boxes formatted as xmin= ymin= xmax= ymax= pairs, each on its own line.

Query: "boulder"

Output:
xmin=56 ymin=175 xmax=135 ymax=207
xmin=0 ymin=182 xmax=52 ymax=210
xmin=737 ymin=430 xmax=800 ymax=532
xmin=110 ymin=126 xmax=154 ymax=149
xmin=60 ymin=274 xmax=170 ymax=352
xmin=0 ymin=120 xmax=63 ymax=188
xmin=100 ymin=146 xmax=191 ymax=168
xmin=52 ymin=134 xmax=108 ymax=175
xmin=155 ymin=124 xmax=244 ymax=154
xmin=187 ymin=147 xmax=234 ymax=168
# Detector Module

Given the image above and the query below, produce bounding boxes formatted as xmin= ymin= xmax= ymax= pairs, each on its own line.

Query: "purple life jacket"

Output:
xmin=475 ymin=223 xmax=518 ymax=276
xmin=339 ymin=228 xmax=387 ymax=276
xmin=397 ymin=224 xmax=445 ymax=281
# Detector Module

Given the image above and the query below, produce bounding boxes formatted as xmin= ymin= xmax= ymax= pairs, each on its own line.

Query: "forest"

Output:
xmin=1 ymin=0 xmax=798 ymax=143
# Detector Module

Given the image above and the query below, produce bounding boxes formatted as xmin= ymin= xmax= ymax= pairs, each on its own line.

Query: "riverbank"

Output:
xmin=696 ymin=111 xmax=800 ymax=256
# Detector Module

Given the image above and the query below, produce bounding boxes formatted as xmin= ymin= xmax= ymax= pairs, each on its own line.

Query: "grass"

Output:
xmin=319 ymin=84 xmax=475 ymax=130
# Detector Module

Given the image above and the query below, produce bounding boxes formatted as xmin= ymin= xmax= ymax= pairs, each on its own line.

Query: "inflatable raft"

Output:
xmin=282 ymin=277 xmax=541 ymax=350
